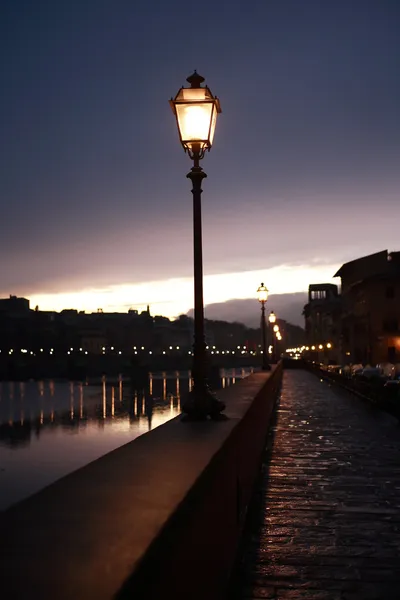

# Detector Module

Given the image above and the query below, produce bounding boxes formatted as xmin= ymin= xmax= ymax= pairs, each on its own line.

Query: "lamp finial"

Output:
xmin=186 ymin=71 xmax=205 ymax=88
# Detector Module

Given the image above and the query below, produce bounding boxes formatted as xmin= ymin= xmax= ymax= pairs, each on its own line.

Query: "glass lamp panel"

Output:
xmin=257 ymin=285 xmax=269 ymax=303
xmin=208 ymin=103 xmax=218 ymax=146
xmin=175 ymin=102 xmax=213 ymax=144
xmin=178 ymin=87 xmax=208 ymax=101
xmin=269 ymin=312 xmax=276 ymax=323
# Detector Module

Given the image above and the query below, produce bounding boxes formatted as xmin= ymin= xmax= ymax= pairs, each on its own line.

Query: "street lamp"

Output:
xmin=170 ymin=72 xmax=221 ymax=158
xmin=257 ymin=283 xmax=271 ymax=371
xmin=170 ymin=71 xmax=224 ymax=420
xmin=268 ymin=311 xmax=276 ymax=362
xmin=275 ymin=330 xmax=282 ymax=360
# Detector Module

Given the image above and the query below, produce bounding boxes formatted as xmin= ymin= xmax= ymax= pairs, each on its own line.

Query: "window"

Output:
xmin=311 ymin=290 xmax=327 ymax=300
xmin=386 ymin=286 xmax=395 ymax=299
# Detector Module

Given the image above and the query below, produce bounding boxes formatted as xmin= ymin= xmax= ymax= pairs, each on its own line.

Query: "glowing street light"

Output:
xmin=268 ymin=311 xmax=277 ymax=363
xmin=170 ymin=71 xmax=221 ymax=157
xmin=257 ymin=283 xmax=269 ymax=304
xmin=170 ymin=71 xmax=224 ymax=421
xmin=257 ymin=283 xmax=270 ymax=371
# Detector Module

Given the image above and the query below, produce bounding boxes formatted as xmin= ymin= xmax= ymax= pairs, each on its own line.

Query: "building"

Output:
xmin=0 ymin=295 xmax=30 ymax=314
xmin=303 ymin=284 xmax=342 ymax=364
xmin=334 ymin=250 xmax=400 ymax=365
xmin=80 ymin=332 xmax=107 ymax=355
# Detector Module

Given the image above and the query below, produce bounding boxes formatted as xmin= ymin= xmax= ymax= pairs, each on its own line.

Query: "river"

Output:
xmin=0 ymin=368 xmax=253 ymax=511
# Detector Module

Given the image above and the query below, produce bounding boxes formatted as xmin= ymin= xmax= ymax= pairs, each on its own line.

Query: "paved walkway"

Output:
xmin=232 ymin=370 xmax=400 ymax=600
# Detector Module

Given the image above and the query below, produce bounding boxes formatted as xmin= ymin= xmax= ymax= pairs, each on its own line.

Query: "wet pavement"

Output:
xmin=232 ymin=370 xmax=400 ymax=600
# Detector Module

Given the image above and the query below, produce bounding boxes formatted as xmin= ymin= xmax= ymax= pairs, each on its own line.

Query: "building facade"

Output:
xmin=334 ymin=250 xmax=400 ymax=365
xmin=303 ymin=283 xmax=342 ymax=364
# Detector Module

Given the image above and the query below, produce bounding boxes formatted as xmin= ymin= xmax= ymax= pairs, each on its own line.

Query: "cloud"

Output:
xmin=23 ymin=262 xmax=336 ymax=320
xmin=189 ymin=292 xmax=308 ymax=328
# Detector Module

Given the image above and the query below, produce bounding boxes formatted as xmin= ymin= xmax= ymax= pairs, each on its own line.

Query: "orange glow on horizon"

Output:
xmin=25 ymin=263 xmax=340 ymax=318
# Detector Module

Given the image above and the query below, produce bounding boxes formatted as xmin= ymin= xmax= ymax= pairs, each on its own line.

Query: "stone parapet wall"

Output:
xmin=1 ymin=363 xmax=282 ymax=600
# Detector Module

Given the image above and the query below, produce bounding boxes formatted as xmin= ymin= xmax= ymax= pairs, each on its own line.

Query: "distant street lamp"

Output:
xmin=275 ymin=330 xmax=282 ymax=360
xmin=268 ymin=311 xmax=277 ymax=362
xmin=257 ymin=283 xmax=271 ymax=371
xmin=324 ymin=342 xmax=332 ymax=365
xmin=170 ymin=71 xmax=224 ymax=420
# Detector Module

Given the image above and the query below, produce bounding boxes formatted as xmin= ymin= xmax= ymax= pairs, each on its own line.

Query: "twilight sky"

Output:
xmin=0 ymin=0 xmax=399 ymax=319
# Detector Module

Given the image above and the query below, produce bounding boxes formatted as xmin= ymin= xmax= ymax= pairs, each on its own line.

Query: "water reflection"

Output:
xmin=0 ymin=368 xmax=252 ymax=511
xmin=0 ymin=369 xmax=254 ymax=448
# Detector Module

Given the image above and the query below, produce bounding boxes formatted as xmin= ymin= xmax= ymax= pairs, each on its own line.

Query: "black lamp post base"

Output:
xmin=181 ymin=386 xmax=227 ymax=421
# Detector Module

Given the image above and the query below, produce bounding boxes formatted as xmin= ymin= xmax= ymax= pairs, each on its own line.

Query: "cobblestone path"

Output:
xmin=232 ymin=370 xmax=400 ymax=600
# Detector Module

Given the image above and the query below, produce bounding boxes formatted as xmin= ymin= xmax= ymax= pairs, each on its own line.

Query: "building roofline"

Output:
xmin=333 ymin=250 xmax=388 ymax=278
xmin=308 ymin=283 xmax=338 ymax=290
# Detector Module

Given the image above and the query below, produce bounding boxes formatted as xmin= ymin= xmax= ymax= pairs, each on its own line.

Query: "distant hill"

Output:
xmin=188 ymin=292 xmax=307 ymax=329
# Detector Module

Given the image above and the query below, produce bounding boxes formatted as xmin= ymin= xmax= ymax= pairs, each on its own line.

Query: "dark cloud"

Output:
xmin=0 ymin=0 xmax=399 ymax=296
xmin=188 ymin=293 xmax=308 ymax=329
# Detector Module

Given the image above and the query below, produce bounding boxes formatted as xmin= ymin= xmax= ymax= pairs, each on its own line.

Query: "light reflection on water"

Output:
xmin=0 ymin=368 xmax=253 ymax=511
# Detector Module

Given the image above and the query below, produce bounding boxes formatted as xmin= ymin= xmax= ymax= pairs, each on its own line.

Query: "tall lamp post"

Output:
xmin=268 ymin=311 xmax=276 ymax=362
xmin=170 ymin=71 xmax=225 ymax=420
xmin=257 ymin=283 xmax=271 ymax=371
xmin=275 ymin=328 xmax=282 ymax=360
